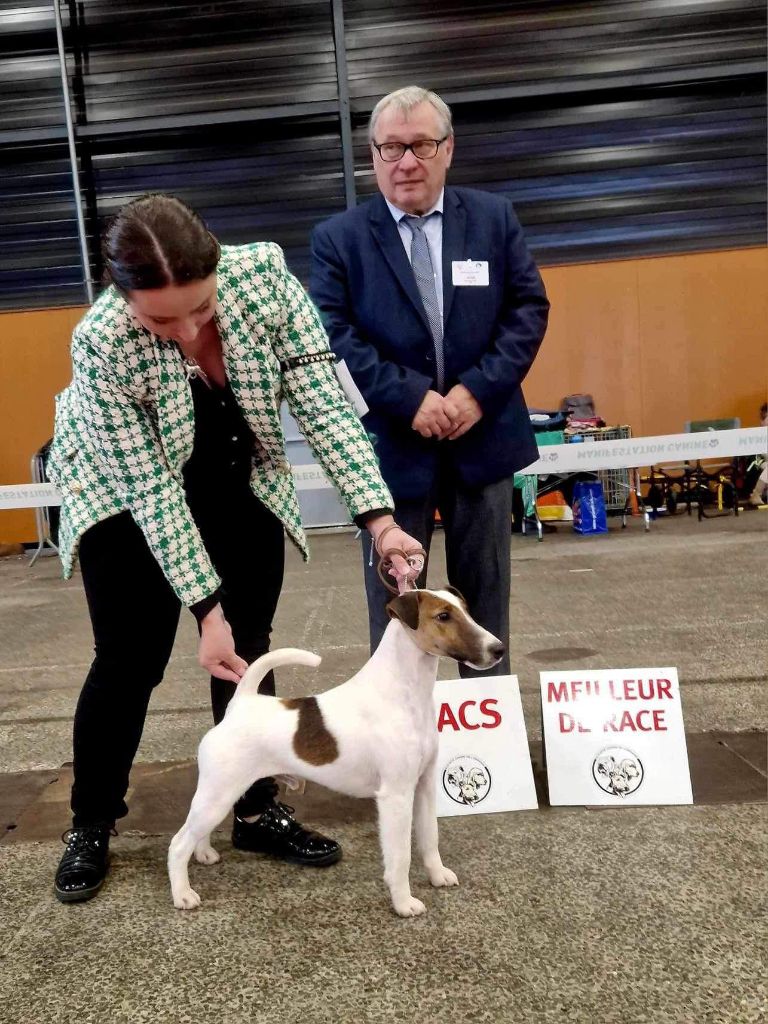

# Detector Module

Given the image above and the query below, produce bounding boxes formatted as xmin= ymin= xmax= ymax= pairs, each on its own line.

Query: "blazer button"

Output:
xmin=275 ymin=458 xmax=291 ymax=473
xmin=70 ymin=482 xmax=83 ymax=495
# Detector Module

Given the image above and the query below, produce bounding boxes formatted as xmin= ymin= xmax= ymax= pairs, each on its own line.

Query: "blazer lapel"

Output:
xmin=154 ymin=340 xmax=195 ymax=476
xmin=441 ymin=187 xmax=467 ymax=329
xmin=368 ymin=195 xmax=432 ymax=336
xmin=215 ymin=286 xmax=284 ymax=465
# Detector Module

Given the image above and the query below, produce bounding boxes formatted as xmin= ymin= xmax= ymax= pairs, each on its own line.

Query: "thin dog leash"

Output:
xmin=377 ymin=547 xmax=427 ymax=595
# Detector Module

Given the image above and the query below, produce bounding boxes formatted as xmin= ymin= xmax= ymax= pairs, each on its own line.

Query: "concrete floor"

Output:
xmin=0 ymin=510 xmax=766 ymax=1023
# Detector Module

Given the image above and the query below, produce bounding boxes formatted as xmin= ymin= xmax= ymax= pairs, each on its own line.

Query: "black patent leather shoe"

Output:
xmin=54 ymin=825 xmax=114 ymax=903
xmin=232 ymin=803 xmax=341 ymax=867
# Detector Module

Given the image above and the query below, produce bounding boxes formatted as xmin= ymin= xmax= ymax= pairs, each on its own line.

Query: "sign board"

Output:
xmin=540 ymin=668 xmax=692 ymax=806
xmin=434 ymin=676 xmax=538 ymax=817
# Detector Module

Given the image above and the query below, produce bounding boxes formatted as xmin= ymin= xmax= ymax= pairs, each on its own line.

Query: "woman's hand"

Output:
xmin=198 ymin=605 xmax=249 ymax=683
xmin=367 ymin=515 xmax=425 ymax=588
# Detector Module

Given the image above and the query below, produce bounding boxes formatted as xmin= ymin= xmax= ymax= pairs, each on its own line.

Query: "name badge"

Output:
xmin=452 ymin=260 xmax=489 ymax=287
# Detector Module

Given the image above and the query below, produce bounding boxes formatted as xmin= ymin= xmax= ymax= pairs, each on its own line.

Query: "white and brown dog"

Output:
xmin=168 ymin=588 xmax=504 ymax=917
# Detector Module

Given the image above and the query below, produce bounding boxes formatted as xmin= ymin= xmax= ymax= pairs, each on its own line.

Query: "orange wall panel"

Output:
xmin=635 ymin=250 xmax=768 ymax=435
xmin=0 ymin=306 xmax=85 ymax=543
xmin=526 ymin=247 xmax=767 ymax=436
xmin=526 ymin=259 xmax=644 ymax=430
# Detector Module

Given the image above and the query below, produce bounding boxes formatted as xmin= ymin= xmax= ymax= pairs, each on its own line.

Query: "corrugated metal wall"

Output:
xmin=0 ymin=1 xmax=85 ymax=306
xmin=346 ymin=0 xmax=767 ymax=262
xmin=1 ymin=0 xmax=765 ymax=309
xmin=88 ymin=120 xmax=348 ymax=285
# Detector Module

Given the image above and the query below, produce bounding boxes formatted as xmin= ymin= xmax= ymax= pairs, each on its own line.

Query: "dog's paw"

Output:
xmin=429 ymin=866 xmax=459 ymax=888
xmin=194 ymin=845 xmax=220 ymax=866
xmin=393 ymin=896 xmax=426 ymax=918
xmin=172 ymin=887 xmax=202 ymax=911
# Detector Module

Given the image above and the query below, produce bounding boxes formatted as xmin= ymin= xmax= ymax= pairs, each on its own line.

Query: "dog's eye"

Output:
xmin=435 ymin=611 xmax=451 ymax=623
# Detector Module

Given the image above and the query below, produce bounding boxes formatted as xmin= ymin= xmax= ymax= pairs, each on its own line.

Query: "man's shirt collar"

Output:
xmin=385 ymin=189 xmax=444 ymax=223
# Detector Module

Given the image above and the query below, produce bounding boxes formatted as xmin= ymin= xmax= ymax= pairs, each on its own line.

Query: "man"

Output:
xmin=310 ymin=86 xmax=549 ymax=675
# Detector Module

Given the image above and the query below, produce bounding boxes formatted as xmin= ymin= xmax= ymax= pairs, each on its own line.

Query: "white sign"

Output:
xmin=434 ymin=676 xmax=538 ymax=817
xmin=540 ymin=668 xmax=692 ymax=806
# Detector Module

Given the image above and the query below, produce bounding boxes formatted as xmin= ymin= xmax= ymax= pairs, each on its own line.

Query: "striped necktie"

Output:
xmin=403 ymin=214 xmax=444 ymax=391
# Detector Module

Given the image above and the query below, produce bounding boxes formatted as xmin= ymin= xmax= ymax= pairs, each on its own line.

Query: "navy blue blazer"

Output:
xmin=309 ymin=187 xmax=549 ymax=501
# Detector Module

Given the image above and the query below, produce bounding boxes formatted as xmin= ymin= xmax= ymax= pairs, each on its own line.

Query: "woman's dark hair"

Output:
xmin=103 ymin=193 xmax=220 ymax=293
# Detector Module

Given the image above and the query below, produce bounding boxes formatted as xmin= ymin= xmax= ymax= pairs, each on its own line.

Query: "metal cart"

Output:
xmin=566 ymin=425 xmax=641 ymax=519
xmin=518 ymin=425 xmax=648 ymax=539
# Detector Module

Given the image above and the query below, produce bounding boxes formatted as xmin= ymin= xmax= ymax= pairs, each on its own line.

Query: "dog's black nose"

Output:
xmin=490 ymin=642 xmax=505 ymax=660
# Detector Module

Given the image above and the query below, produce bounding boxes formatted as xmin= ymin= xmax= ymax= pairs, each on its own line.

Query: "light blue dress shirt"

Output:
xmin=384 ymin=190 xmax=444 ymax=318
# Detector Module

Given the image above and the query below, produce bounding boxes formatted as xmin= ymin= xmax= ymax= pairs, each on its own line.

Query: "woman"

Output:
xmin=48 ymin=193 xmax=421 ymax=903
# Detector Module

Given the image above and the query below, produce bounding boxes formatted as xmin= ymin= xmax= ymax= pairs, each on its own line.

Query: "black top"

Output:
xmin=183 ymin=374 xmax=254 ymax=495
xmin=182 ymin=371 xmax=390 ymax=622
xmin=183 ymin=374 xmax=254 ymax=623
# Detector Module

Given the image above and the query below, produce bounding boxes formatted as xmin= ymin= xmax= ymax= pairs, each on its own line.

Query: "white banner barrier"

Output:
xmin=2 ymin=427 xmax=765 ymax=511
xmin=0 ymin=465 xmax=340 ymax=510
xmin=520 ymin=426 xmax=766 ymax=475
xmin=0 ymin=484 xmax=59 ymax=510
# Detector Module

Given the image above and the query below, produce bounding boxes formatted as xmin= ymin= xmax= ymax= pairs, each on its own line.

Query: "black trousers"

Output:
xmin=362 ymin=470 xmax=513 ymax=678
xmin=71 ymin=485 xmax=285 ymax=827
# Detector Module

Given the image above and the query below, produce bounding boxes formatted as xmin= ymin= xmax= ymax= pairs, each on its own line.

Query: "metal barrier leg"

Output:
xmin=632 ymin=469 xmax=651 ymax=532
xmin=28 ymin=454 xmax=59 ymax=567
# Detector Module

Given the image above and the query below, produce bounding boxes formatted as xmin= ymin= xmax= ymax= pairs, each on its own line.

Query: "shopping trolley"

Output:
xmin=516 ymin=425 xmax=648 ymax=540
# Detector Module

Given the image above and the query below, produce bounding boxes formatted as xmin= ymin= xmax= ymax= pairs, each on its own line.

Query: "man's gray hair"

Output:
xmin=368 ymin=86 xmax=453 ymax=142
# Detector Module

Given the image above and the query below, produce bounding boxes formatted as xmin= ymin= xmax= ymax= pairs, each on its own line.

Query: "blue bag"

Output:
xmin=572 ymin=480 xmax=608 ymax=534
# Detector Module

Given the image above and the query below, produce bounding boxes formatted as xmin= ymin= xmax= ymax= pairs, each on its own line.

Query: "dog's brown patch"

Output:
xmin=386 ymin=591 xmax=421 ymax=629
xmin=280 ymin=697 xmax=339 ymax=765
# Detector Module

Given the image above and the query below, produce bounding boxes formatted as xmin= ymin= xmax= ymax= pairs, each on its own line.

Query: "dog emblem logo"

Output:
xmin=592 ymin=747 xmax=644 ymax=797
xmin=443 ymin=756 xmax=491 ymax=806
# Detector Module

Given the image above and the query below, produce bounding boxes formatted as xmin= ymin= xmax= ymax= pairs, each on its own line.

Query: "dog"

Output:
xmin=168 ymin=587 xmax=504 ymax=917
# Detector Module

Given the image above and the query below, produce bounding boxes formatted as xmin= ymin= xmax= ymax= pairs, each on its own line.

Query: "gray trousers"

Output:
xmin=361 ymin=471 xmax=513 ymax=678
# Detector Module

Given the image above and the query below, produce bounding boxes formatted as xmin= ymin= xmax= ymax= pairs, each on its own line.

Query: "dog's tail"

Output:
xmin=234 ymin=648 xmax=322 ymax=699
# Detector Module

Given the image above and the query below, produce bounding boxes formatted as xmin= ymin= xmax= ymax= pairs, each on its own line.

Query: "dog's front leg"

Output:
xmin=414 ymin=761 xmax=459 ymax=889
xmin=376 ymin=788 xmax=425 ymax=918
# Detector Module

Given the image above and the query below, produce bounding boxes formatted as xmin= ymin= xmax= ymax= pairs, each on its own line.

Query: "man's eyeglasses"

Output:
xmin=372 ymin=136 xmax=450 ymax=163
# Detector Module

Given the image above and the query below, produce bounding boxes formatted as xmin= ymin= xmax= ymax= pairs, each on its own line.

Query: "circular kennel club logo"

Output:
xmin=592 ymin=747 xmax=644 ymax=797
xmin=443 ymin=756 xmax=492 ymax=806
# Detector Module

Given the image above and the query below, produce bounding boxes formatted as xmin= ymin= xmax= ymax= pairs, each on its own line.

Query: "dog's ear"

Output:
xmin=386 ymin=591 xmax=421 ymax=630
xmin=445 ymin=585 xmax=467 ymax=606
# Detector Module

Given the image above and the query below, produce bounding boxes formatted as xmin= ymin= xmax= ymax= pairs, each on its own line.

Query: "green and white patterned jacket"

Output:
xmin=48 ymin=242 xmax=392 ymax=607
